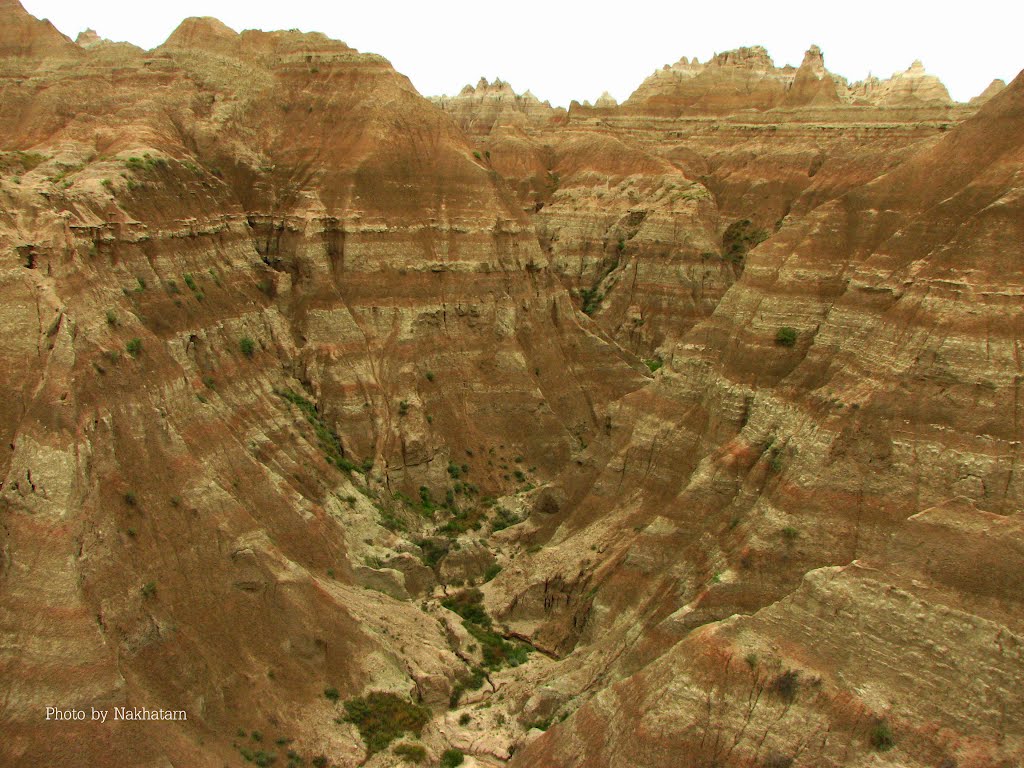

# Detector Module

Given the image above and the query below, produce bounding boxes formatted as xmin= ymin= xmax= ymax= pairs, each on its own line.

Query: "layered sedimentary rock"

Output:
xmin=2 ymin=3 xmax=1022 ymax=766
xmin=430 ymin=77 xmax=564 ymax=134
xmin=437 ymin=45 xmax=969 ymax=359
xmin=850 ymin=59 xmax=953 ymax=106
xmin=0 ymin=4 xmax=643 ymax=766
xmin=509 ymin=68 xmax=1024 ymax=768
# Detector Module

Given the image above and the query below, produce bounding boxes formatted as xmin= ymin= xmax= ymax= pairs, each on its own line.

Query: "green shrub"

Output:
xmin=490 ymin=507 xmax=520 ymax=532
xmin=870 ymin=720 xmax=895 ymax=751
xmin=483 ymin=564 xmax=502 ymax=582
xmin=324 ymin=686 xmax=340 ymax=702
xmin=342 ymin=692 xmax=430 ymax=755
xmin=722 ymin=219 xmax=769 ymax=263
xmin=775 ymin=327 xmax=797 ymax=347
xmin=425 ymin=371 xmax=434 ymax=382
xmin=140 ymin=581 xmax=156 ymax=598
xmin=393 ymin=742 xmax=427 ymax=763
xmin=579 ymin=286 xmax=602 ymax=316
xmin=125 ymin=338 xmax=142 ymax=357
xmin=644 ymin=358 xmax=663 ymax=373
xmin=440 ymin=749 xmax=464 ymax=768
xmin=240 ymin=337 xmax=257 ymax=358
xmin=105 ymin=310 xmax=118 ymax=326
xmin=398 ymin=400 xmax=409 ymax=416
xmin=183 ymin=273 xmax=197 ymax=291
xmin=771 ymin=669 xmax=799 ymax=702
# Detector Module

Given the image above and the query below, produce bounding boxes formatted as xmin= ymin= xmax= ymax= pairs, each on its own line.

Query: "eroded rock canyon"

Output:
xmin=1 ymin=2 xmax=1021 ymax=766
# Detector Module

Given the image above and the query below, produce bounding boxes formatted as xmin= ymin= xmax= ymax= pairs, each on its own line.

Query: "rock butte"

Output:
xmin=0 ymin=2 xmax=1021 ymax=767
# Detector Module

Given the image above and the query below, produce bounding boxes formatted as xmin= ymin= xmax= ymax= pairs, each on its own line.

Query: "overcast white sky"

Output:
xmin=21 ymin=0 xmax=1023 ymax=106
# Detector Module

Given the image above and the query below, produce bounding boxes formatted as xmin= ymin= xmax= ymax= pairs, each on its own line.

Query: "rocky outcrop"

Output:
xmin=431 ymin=77 xmax=564 ymax=134
xmin=74 ymin=28 xmax=102 ymax=47
xmin=851 ymin=60 xmax=954 ymax=106
xmin=0 ymin=0 xmax=81 ymax=59
xmin=970 ymin=77 xmax=1007 ymax=105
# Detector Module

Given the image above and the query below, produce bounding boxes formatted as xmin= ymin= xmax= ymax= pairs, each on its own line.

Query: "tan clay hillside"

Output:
xmin=0 ymin=2 xmax=1020 ymax=767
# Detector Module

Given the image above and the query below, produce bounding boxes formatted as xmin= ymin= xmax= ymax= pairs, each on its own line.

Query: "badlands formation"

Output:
xmin=0 ymin=1 xmax=1021 ymax=766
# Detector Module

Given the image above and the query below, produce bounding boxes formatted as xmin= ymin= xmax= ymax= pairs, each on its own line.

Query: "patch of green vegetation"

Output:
xmin=449 ymin=666 xmax=486 ymax=707
xmin=342 ymin=692 xmax=430 ymax=756
xmin=721 ymin=219 xmax=769 ymax=264
xmin=105 ymin=310 xmax=118 ymax=326
xmin=579 ymin=286 xmax=603 ymax=316
xmin=240 ymin=336 xmax=257 ymax=358
xmin=183 ymin=273 xmax=198 ymax=292
xmin=140 ymin=581 xmax=156 ymax=598
xmin=425 ymin=371 xmax=434 ymax=382
xmin=416 ymin=537 xmax=449 ymax=569
xmin=12 ymin=150 xmax=47 ymax=171
xmin=324 ymin=686 xmax=340 ymax=702
xmin=771 ymin=669 xmax=800 ymax=703
xmin=276 ymin=389 xmax=361 ymax=474
xmin=490 ymin=506 xmax=521 ymax=533
xmin=398 ymin=400 xmax=410 ymax=417
xmin=124 ymin=154 xmax=169 ymax=174
xmin=870 ymin=720 xmax=895 ymax=751
xmin=442 ymin=589 xmax=529 ymax=670
xmin=378 ymin=508 xmax=407 ymax=532
xmin=482 ymin=564 xmax=502 ymax=583
xmin=781 ymin=526 xmax=799 ymax=541
xmin=125 ymin=338 xmax=142 ymax=357
xmin=440 ymin=748 xmax=464 ymax=768
xmin=775 ymin=327 xmax=798 ymax=347
xmin=643 ymin=357 xmax=663 ymax=373
xmin=393 ymin=741 xmax=427 ymax=763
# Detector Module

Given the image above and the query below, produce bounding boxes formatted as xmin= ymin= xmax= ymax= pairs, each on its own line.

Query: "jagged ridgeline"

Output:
xmin=0 ymin=1 xmax=1022 ymax=766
